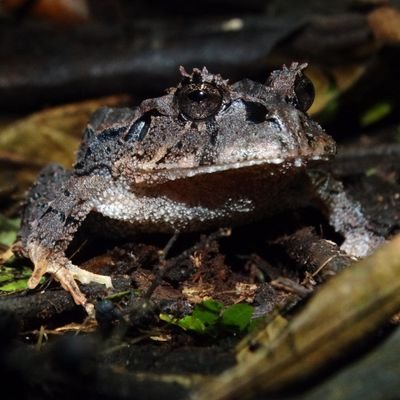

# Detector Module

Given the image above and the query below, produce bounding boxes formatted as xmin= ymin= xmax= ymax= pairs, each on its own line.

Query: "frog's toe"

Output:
xmin=53 ymin=265 xmax=89 ymax=307
xmin=27 ymin=243 xmax=113 ymax=310
xmin=27 ymin=243 xmax=51 ymax=288
xmin=66 ymin=262 xmax=113 ymax=288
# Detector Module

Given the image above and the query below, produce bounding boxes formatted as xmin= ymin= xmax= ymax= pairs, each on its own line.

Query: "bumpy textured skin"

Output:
xmin=19 ymin=63 xmax=381 ymax=312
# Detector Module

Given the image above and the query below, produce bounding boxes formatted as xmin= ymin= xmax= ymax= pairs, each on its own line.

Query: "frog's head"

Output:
xmin=114 ymin=64 xmax=336 ymax=185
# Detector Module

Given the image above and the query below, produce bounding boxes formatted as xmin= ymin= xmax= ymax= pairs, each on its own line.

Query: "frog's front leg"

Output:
xmin=20 ymin=164 xmax=112 ymax=312
xmin=308 ymin=170 xmax=385 ymax=258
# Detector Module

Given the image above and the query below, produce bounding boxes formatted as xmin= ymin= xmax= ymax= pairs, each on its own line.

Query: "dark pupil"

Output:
xmin=177 ymin=83 xmax=222 ymax=121
xmin=188 ymin=90 xmax=208 ymax=102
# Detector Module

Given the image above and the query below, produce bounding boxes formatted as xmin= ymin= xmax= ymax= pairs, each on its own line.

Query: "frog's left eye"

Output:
xmin=176 ymin=83 xmax=222 ymax=120
xmin=294 ymin=74 xmax=315 ymax=112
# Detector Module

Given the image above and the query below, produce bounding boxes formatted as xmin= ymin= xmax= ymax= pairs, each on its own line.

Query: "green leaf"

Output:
xmin=0 ymin=279 xmax=29 ymax=291
xmin=0 ymin=269 xmax=14 ymax=283
xmin=200 ymin=299 xmax=224 ymax=313
xmin=178 ymin=316 xmax=207 ymax=333
xmin=360 ymin=102 xmax=392 ymax=127
xmin=160 ymin=313 xmax=207 ymax=333
xmin=0 ymin=265 xmax=39 ymax=293
xmin=192 ymin=300 xmax=223 ymax=327
xmin=0 ymin=215 xmax=20 ymax=246
xmin=161 ymin=300 xmax=255 ymax=335
xmin=221 ymin=303 xmax=254 ymax=331
xmin=159 ymin=313 xmax=176 ymax=324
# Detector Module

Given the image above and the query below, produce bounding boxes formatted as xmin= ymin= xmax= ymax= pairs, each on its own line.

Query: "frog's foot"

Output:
xmin=27 ymin=244 xmax=112 ymax=313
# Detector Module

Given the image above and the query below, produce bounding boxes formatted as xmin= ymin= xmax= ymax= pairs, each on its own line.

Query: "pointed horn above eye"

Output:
xmin=179 ymin=65 xmax=190 ymax=77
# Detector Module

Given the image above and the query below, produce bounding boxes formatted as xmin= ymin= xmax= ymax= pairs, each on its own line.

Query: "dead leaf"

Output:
xmin=0 ymin=95 xmax=131 ymax=201
xmin=368 ymin=6 xmax=400 ymax=43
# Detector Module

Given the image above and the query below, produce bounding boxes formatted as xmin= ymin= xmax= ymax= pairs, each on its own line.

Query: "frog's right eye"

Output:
xmin=176 ymin=82 xmax=223 ymax=121
xmin=294 ymin=74 xmax=315 ymax=112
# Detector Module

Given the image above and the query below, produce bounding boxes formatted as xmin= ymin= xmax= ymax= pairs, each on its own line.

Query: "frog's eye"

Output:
xmin=294 ymin=74 xmax=315 ymax=112
xmin=176 ymin=83 xmax=222 ymax=120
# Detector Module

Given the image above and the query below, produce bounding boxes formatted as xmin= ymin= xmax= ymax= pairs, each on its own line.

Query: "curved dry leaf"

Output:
xmin=0 ymin=95 xmax=130 ymax=198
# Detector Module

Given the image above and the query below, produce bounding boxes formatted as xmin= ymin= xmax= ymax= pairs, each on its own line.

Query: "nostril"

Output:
xmin=244 ymin=101 xmax=268 ymax=124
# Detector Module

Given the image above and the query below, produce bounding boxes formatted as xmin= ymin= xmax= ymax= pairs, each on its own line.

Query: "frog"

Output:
xmin=19 ymin=63 xmax=384 ymax=314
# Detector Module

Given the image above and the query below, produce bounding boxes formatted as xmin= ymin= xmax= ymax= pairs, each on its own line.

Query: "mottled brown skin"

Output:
xmin=19 ymin=64 xmax=383 ymax=313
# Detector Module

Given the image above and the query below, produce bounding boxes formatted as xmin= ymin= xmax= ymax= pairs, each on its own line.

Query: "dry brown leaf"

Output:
xmin=0 ymin=95 xmax=130 ymax=167
xmin=0 ymin=95 xmax=130 ymax=198
xmin=234 ymin=282 xmax=257 ymax=303
xmin=368 ymin=6 xmax=400 ymax=43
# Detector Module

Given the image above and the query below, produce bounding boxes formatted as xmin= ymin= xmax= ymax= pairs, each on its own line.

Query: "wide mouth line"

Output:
xmin=136 ymin=155 xmax=331 ymax=178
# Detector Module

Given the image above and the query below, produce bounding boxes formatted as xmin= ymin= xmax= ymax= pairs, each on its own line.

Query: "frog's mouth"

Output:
xmin=130 ymin=153 xmax=333 ymax=186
